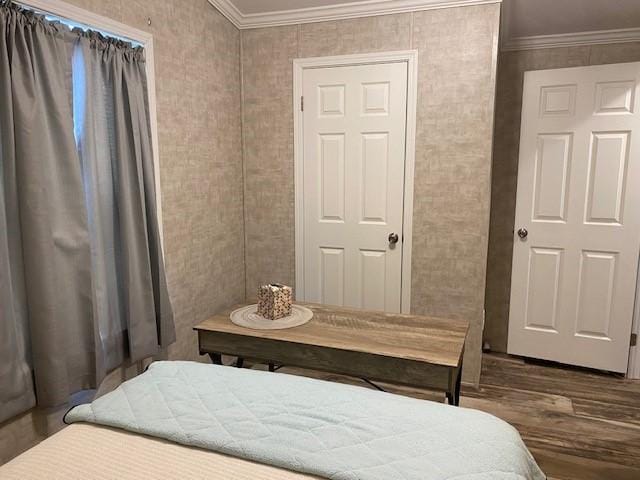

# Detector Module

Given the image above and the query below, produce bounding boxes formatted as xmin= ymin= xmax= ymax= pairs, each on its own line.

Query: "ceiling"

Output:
xmin=214 ymin=0 xmax=640 ymax=48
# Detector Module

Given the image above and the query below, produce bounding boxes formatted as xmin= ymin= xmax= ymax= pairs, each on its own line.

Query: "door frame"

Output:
xmin=293 ymin=50 xmax=418 ymax=313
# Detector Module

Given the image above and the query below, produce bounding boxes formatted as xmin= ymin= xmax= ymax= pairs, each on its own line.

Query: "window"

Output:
xmin=17 ymin=0 xmax=163 ymax=242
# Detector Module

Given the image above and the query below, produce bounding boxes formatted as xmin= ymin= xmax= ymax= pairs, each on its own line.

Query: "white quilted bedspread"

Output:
xmin=66 ymin=361 xmax=545 ymax=480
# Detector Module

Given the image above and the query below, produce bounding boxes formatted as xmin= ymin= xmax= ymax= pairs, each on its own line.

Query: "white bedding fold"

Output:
xmin=0 ymin=423 xmax=317 ymax=479
xmin=66 ymin=361 xmax=546 ymax=480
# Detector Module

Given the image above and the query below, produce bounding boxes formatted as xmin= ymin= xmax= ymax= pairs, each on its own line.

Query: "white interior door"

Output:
xmin=508 ymin=62 xmax=640 ymax=373
xmin=301 ymin=62 xmax=408 ymax=312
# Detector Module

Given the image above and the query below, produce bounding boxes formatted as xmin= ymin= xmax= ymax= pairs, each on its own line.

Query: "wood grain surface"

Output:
xmin=195 ymin=302 xmax=468 ymax=367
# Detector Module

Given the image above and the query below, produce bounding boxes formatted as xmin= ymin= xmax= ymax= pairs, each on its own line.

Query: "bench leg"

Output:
xmin=446 ymin=364 xmax=463 ymax=406
xmin=453 ymin=365 xmax=462 ymax=406
xmin=208 ymin=353 xmax=246 ymax=368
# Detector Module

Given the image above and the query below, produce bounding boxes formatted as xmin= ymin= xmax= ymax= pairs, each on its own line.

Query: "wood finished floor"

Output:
xmin=257 ymin=353 xmax=640 ymax=480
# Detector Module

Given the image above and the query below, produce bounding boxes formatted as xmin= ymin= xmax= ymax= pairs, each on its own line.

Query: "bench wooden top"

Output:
xmin=194 ymin=303 xmax=468 ymax=368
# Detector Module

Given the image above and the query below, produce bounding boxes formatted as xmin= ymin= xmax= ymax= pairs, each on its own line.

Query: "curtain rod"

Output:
xmin=10 ymin=0 xmax=144 ymax=47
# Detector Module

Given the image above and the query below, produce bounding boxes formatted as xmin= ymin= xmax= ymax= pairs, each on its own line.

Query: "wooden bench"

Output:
xmin=194 ymin=303 xmax=468 ymax=405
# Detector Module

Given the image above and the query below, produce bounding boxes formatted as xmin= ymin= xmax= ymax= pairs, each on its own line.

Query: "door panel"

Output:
xmin=594 ymin=81 xmax=635 ymax=114
xmin=575 ymin=250 xmax=617 ymax=339
xmin=319 ymin=134 xmax=345 ymax=222
xmin=525 ymin=247 xmax=563 ymax=333
xmin=585 ymin=132 xmax=629 ymax=224
xmin=361 ymin=133 xmax=389 ymax=223
xmin=508 ymin=62 xmax=640 ymax=373
xmin=302 ymin=62 xmax=408 ymax=312
xmin=360 ymin=249 xmax=387 ymax=311
xmin=320 ymin=247 xmax=345 ymax=305
xmin=533 ymin=134 xmax=572 ymax=222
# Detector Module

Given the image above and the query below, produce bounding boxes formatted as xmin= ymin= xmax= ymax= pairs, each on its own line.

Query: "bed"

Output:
xmin=1 ymin=361 xmax=546 ymax=480
xmin=0 ymin=423 xmax=316 ymax=479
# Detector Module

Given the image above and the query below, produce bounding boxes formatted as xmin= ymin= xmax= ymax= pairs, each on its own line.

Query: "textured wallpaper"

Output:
xmin=241 ymin=4 xmax=501 ymax=385
xmin=241 ymin=26 xmax=299 ymax=298
xmin=0 ymin=0 xmax=245 ymax=464
xmin=2 ymin=0 xmax=510 ymax=465
xmin=484 ymin=42 xmax=640 ymax=353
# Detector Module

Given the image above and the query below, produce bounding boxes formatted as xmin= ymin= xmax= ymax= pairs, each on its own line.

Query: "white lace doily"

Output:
xmin=230 ymin=304 xmax=313 ymax=330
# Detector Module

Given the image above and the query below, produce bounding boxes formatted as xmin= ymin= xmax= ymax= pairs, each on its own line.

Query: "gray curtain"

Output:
xmin=0 ymin=4 xmax=174 ymax=423
xmin=74 ymin=31 xmax=175 ymax=367
xmin=0 ymin=7 xmax=36 ymax=422
xmin=0 ymin=5 xmax=95 ymax=414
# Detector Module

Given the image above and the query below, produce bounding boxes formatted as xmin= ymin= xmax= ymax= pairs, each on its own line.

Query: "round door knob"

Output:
xmin=517 ymin=228 xmax=528 ymax=239
xmin=388 ymin=233 xmax=399 ymax=245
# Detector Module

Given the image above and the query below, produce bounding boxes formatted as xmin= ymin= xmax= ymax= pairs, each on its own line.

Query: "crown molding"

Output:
xmin=207 ymin=0 xmax=243 ymax=28
xmin=208 ymin=0 xmax=501 ymax=30
xmin=502 ymin=27 xmax=640 ymax=52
